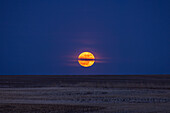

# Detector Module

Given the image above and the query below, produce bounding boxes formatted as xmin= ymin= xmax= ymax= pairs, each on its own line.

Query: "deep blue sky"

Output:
xmin=0 ymin=0 xmax=170 ymax=75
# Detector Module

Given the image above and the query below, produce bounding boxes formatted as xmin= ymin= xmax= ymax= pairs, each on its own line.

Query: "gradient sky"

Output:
xmin=0 ymin=0 xmax=170 ymax=75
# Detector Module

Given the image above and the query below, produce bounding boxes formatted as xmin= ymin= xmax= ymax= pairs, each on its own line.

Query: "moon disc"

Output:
xmin=78 ymin=52 xmax=95 ymax=67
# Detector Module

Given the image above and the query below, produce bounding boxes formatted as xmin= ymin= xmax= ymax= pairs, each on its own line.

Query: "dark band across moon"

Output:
xmin=78 ymin=52 xmax=95 ymax=67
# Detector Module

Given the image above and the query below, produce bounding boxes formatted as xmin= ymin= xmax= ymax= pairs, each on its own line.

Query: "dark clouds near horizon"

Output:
xmin=0 ymin=0 xmax=170 ymax=75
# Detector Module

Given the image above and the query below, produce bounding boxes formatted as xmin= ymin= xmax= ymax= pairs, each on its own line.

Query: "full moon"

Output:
xmin=78 ymin=52 xmax=95 ymax=67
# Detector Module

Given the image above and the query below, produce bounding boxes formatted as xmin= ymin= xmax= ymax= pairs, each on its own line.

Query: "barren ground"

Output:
xmin=0 ymin=75 xmax=170 ymax=113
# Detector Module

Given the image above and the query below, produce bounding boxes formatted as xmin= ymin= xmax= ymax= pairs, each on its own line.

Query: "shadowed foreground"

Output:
xmin=0 ymin=75 xmax=170 ymax=113
xmin=0 ymin=104 xmax=104 ymax=113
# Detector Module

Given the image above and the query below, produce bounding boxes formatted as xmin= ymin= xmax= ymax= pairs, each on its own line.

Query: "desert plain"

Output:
xmin=0 ymin=75 xmax=170 ymax=113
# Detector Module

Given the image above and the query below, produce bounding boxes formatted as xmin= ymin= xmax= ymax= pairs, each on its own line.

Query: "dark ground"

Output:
xmin=0 ymin=103 xmax=104 ymax=113
xmin=0 ymin=75 xmax=170 ymax=113
xmin=0 ymin=75 xmax=170 ymax=88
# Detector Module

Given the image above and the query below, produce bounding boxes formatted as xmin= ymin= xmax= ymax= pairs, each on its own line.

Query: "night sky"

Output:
xmin=0 ymin=0 xmax=170 ymax=75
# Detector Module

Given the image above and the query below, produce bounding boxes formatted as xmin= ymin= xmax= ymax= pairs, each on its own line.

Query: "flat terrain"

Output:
xmin=0 ymin=75 xmax=170 ymax=113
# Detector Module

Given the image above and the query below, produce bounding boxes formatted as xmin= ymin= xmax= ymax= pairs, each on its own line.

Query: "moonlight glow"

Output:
xmin=78 ymin=52 xmax=95 ymax=67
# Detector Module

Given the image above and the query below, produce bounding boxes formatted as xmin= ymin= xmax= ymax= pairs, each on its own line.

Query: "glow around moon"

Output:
xmin=78 ymin=52 xmax=95 ymax=67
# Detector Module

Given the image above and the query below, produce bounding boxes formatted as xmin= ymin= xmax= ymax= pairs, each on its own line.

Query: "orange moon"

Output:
xmin=78 ymin=52 xmax=95 ymax=67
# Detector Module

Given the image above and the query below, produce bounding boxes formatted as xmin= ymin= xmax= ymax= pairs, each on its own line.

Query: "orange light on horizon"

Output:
xmin=78 ymin=52 xmax=95 ymax=67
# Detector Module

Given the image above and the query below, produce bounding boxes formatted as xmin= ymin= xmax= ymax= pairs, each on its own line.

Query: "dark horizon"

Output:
xmin=0 ymin=74 xmax=169 ymax=76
